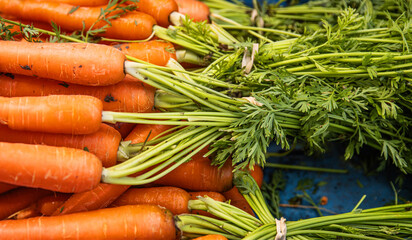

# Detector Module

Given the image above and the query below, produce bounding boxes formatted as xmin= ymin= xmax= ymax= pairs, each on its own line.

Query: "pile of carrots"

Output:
xmin=0 ymin=0 xmax=261 ymax=239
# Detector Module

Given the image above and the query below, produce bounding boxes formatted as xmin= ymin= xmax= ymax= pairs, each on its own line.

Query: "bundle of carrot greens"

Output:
xmin=177 ymin=171 xmax=412 ymax=239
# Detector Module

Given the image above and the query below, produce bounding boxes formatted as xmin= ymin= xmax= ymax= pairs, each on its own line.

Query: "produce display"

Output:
xmin=0 ymin=0 xmax=411 ymax=239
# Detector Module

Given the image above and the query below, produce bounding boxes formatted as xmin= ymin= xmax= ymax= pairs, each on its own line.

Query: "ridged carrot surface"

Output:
xmin=0 ymin=74 xmax=155 ymax=113
xmin=0 ymin=41 xmax=126 ymax=86
xmin=111 ymin=186 xmax=191 ymax=215
xmin=125 ymin=124 xmax=173 ymax=144
xmin=113 ymin=40 xmax=177 ymax=66
xmin=0 ymin=0 xmax=157 ymax=40
xmin=152 ymin=147 xmax=233 ymax=192
xmin=0 ymin=205 xmax=177 ymax=240
xmin=0 ymin=95 xmax=103 ymax=134
xmin=53 ymin=183 xmax=129 ymax=216
xmin=0 ymin=123 xmax=121 ymax=167
xmin=0 ymin=142 xmax=102 ymax=193
xmin=175 ymin=0 xmax=210 ymax=22
xmin=127 ymin=0 xmax=178 ymax=27
xmin=36 ymin=0 xmax=109 ymax=6
xmin=37 ymin=193 xmax=72 ymax=216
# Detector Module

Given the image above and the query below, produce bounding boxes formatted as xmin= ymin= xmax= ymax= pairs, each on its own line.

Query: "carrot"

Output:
xmin=105 ymin=122 xmax=136 ymax=138
xmin=0 ymin=142 xmax=102 ymax=193
xmin=223 ymin=165 xmax=263 ymax=216
xmin=53 ymin=121 xmax=172 ymax=216
xmin=0 ymin=123 xmax=121 ymax=167
xmin=13 ymin=203 xmax=42 ymax=220
xmin=0 ymin=74 xmax=156 ymax=113
xmin=37 ymin=193 xmax=72 ymax=216
xmin=149 ymin=146 xmax=233 ymax=192
xmin=0 ymin=41 xmax=126 ymax=86
xmin=126 ymin=0 xmax=178 ymax=27
xmin=125 ymin=123 xmax=173 ymax=144
xmin=193 ymin=235 xmax=228 ymax=240
xmin=113 ymin=40 xmax=177 ymax=66
xmin=0 ymin=182 xmax=17 ymax=194
xmin=0 ymin=0 xmax=157 ymax=40
xmin=0 ymin=95 xmax=102 ymax=134
xmin=0 ymin=205 xmax=177 ymax=240
xmin=53 ymin=183 xmax=129 ymax=216
xmin=189 ymin=191 xmax=226 ymax=218
xmin=175 ymin=0 xmax=210 ymax=22
xmin=111 ymin=186 xmax=191 ymax=215
xmin=34 ymin=0 xmax=109 ymax=6
xmin=0 ymin=187 xmax=50 ymax=220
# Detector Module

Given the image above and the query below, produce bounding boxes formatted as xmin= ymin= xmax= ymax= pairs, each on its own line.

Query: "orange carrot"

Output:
xmin=0 ymin=41 xmax=126 ymax=86
xmin=105 ymin=122 xmax=136 ymax=138
xmin=37 ymin=193 xmax=72 ymax=216
xmin=127 ymin=0 xmax=178 ymax=27
xmin=0 ymin=95 xmax=102 ymax=134
xmin=125 ymin=123 xmax=173 ymax=144
xmin=193 ymin=235 xmax=228 ymax=240
xmin=223 ymin=165 xmax=263 ymax=216
xmin=0 ymin=0 xmax=157 ymax=40
xmin=0 ymin=142 xmax=102 ymax=193
xmin=149 ymin=146 xmax=233 ymax=192
xmin=111 ymin=186 xmax=191 ymax=215
xmin=189 ymin=191 xmax=226 ymax=218
xmin=13 ymin=203 xmax=42 ymax=220
xmin=113 ymin=40 xmax=177 ymax=66
xmin=0 ymin=123 xmax=121 ymax=167
xmin=0 ymin=205 xmax=177 ymax=240
xmin=0 ymin=182 xmax=17 ymax=194
xmin=53 ymin=183 xmax=129 ymax=216
xmin=0 ymin=187 xmax=50 ymax=220
xmin=52 ymin=120 xmax=172 ymax=216
xmin=175 ymin=0 xmax=210 ymax=22
xmin=0 ymin=74 xmax=156 ymax=113
xmin=34 ymin=0 xmax=109 ymax=6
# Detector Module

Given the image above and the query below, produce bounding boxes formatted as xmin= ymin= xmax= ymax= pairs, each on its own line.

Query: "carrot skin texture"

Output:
xmin=34 ymin=0 xmax=109 ymax=6
xmin=113 ymin=40 xmax=177 ymax=67
xmin=53 ymin=183 xmax=129 ymax=216
xmin=0 ymin=205 xmax=177 ymax=240
xmin=0 ymin=142 xmax=102 ymax=193
xmin=127 ymin=0 xmax=178 ymax=27
xmin=0 ymin=74 xmax=156 ymax=113
xmin=0 ymin=95 xmax=103 ymax=135
xmin=175 ymin=0 xmax=210 ymax=22
xmin=0 ymin=1 xmax=156 ymax=40
xmin=0 ymin=41 xmax=125 ymax=86
xmin=105 ymin=122 xmax=136 ymax=138
xmin=37 ymin=193 xmax=72 ymax=216
xmin=125 ymin=123 xmax=173 ymax=144
xmin=0 ymin=182 xmax=17 ymax=194
xmin=0 ymin=187 xmax=50 ymax=220
xmin=151 ymin=147 xmax=233 ymax=192
xmin=193 ymin=235 xmax=228 ymax=240
xmin=0 ymin=123 xmax=120 ymax=167
xmin=111 ymin=186 xmax=191 ymax=215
